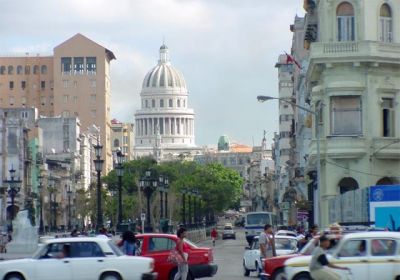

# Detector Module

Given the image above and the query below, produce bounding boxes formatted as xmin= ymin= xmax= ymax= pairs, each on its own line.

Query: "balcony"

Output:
xmin=309 ymin=136 xmax=367 ymax=160
xmin=370 ymin=138 xmax=400 ymax=159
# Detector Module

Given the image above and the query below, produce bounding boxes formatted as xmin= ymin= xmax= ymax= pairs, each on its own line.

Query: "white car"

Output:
xmin=0 ymin=237 xmax=156 ymax=280
xmin=222 ymin=225 xmax=236 ymax=240
xmin=285 ymin=231 xmax=400 ymax=280
xmin=243 ymin=235 xmax=298 ymax=277
xmin=276 ymin=230 xmax=297 ymax=238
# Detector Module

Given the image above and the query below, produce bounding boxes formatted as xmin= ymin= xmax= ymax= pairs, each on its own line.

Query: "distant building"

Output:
xmin=134 ymin=45 xmax=200 ymax=161
xmin=110 ymin=119 xmax=134 ymax=161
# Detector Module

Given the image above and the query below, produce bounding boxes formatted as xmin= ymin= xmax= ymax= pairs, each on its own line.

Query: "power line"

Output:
xmin=325 ymin=160 xmax=400 ymax=179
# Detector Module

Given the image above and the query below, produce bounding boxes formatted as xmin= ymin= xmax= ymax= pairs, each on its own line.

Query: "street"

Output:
xmin=199 ymin=228 xmax=258 ymax=280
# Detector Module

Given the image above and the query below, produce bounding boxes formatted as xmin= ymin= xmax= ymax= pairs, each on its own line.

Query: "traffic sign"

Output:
xmin=141 ymin=213 xmax=146 ymax=221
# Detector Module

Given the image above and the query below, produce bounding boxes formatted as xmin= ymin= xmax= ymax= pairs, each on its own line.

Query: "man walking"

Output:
xmin=259 ymin=224 xmax=275 ymax=274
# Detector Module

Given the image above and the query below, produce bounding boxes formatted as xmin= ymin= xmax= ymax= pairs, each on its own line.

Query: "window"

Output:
xmin=40 ymin=97 xmax=46 ymax=106
xmin=152 ymin=99 xmax=155 ymax=108
xmin=123 ymin=136 xmax=128 ymax=144
xmin=41 ymin=81 xmax=45 ymax=90
xmin=69 ymin=242 xmax=105 ymax=258
xmin=63 ymin=95 xmax=69 ymax=103
xmin=90 ymin=94 xmax=96 ymax=103
xmin=183 ymin=100 xmax=186 ymax=107
xmin=330 ymin=96 xmax=361 ymax=135
xmin=73 ymin=57 xmax=84 ymax=74
xmin=379 ymin=4 xmax=392 ymax=42
xmin=337 ymin=2 xmax=355 ymax=41
xmin=41 ymin=65 xmax=47 ymax=74
xmin=91 ymin=80 xmax=96 ymax=88
xmin=63 ymin=80 xmax=69 ymax=88
xmin=73 ymin=96 xmax=78 ymax=104
xmin=169 ymin=99 xmax=173 ymax=107
xmin=8 ymin=65 xmax=14 ymax=75
xmin=338 ymin=177 xmax=359 ymax=194
xmin=62 ymin=110 xmax=70 ymax=117
xmin=382 ymin=98 xmax=395 ymax=137
xmin=73 ymin=81 xmax=77 ymax=88
xmin=9 ymin=96 xmax=14 ymax=106
xmin=21 ymin=81 xmax=26 ymax=90
xmin=86 ymin=57 xmax=96 ymax=74
xmin=17 ymin=65 xmax=23 ymax=75
xmin=9 ymin=81 xmax=14 ymax=90
xmin=338 ymin=240 xmax=367 ymax=257
xmin=371 ymin=239 xmax=396 ymax=256
xmin=160 ymin=99 xmax=164 ymax=107
xmin=33 ymin=65 xmax=39 ymax=75
xmin=91 ymin=110 xmax=96 ymax=118
xmin=177 ymin=99 xmax=181 ymax=107
xmin=21 ymin=97 xmax=26 ymax=106
xmin=24 ymin=65 xmax=30 ymax=74
xmin=148 ymin=237 xmax=176 ymax=252
xmin=114 ymin=139 xmax=120 ymax=147
xmin=61 ymin=57 xmax=72 ymax=74
xmin=0 ymin=66 xmax=5 ymax=75
xmin=145 ymin=100 xmax=149 ymax=108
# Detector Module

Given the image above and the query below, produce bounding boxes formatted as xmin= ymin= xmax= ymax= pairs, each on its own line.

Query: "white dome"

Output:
xmin=142 ymin=45 xmax=187 ymax=89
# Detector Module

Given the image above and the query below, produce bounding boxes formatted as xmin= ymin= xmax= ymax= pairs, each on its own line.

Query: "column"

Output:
xmin=145 ymin=119 xmax=148 ymax=135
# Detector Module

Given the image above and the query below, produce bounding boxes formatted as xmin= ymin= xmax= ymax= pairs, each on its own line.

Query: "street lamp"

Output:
xmin=4 ymin=167 xmax=22 ymax=231
xmin=116 ymin=149 xmax=125 ymax=231
xmin=257 ymin=95 xmax=321 ymax=225
xmin=67 ymin=185 xmax=73 ymax=230
xmin=38 ymin=175 xmax=44 ymax=234
xmin=139 ymin=170 xmax=157 ymax=232
xmin=93 ymin=139 xmax=104 ymax=232
xmin=180 ymin=188 xmax=187 ymax=226
xmin=164 ymin=177 xmax=169 ymax=220
xmin=158 ymin=175 xmax=165 ymax=218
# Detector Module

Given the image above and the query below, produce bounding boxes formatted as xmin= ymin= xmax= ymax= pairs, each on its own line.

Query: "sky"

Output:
xmin=1 ymin=0 xmax=305 ymax=147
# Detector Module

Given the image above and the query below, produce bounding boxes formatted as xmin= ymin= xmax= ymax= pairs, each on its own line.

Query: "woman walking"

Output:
xmin=174 ymin=227 xmax=189 ymax=280
xmin=120 ymin=230 xmax=136 ymax=256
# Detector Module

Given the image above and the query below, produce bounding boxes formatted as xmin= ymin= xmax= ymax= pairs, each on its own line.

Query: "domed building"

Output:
xmin=134 ymin=45 xmax=199 ymax=161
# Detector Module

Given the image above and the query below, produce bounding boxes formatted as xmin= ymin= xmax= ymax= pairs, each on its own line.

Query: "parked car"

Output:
xmin=285 ymin=232 xmax=400 ymax=280
xmin=275 ymin=230 xmax=297 ymax=238
xmin=222 ymin=225 xmax=236 ymax=240
xmin=243 ymin=235 xmax=298 ymax=277
xmin=0 ymin=237 xmax=156 ymax=280
xmin=262 ymin=234 xmax=341 ymax=280
xmin=135 ymin=233 xmax=218 ymax=280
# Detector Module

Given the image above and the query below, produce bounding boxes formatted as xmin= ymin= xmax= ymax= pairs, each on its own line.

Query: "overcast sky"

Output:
xmin=1 ymin=0 xmax=304 ymax=147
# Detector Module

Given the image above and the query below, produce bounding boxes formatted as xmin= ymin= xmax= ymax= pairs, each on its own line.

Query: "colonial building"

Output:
xmin=134 ymin=45 xmax=199 ymax=161
xmin=110 ymin=119 xmax=135 ymax=161
xmin=303 ymin=0 xmax=400 ymax=226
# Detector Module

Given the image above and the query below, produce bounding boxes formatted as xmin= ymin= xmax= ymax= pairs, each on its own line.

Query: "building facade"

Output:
xmin=110 ymin=119 xmax=134 ymax=161
xmin=134 ymin=45 xmax=199 ymax=161
xmin=303 ymin=0 xmax=400 ymax=226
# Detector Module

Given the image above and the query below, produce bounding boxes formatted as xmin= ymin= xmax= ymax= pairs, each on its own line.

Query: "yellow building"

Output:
xmin=0 ymin=33 xmax=115 ymax=172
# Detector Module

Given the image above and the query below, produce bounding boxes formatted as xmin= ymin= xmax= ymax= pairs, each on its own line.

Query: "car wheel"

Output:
xmin=293 ymin=272 xmax=311 ymax=280
xmin=100 ymin=272 xmax=122 ymax=280
xmin=272 ymin=268 xmax=285 ymax=280
xmin=243 ymin=261 xmax=250 ymax=277
xmin=5 ymin=273 xmax=25 ymax=280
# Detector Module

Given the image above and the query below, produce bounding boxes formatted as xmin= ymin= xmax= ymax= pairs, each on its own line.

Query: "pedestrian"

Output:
xmin=174 ymin=227 xmax=189 ymax=280
xmin=305 ymin=225 xmax=319 ymax=241
xmin=309 ymin=235 xmax=350 ymax=280
xmin=211 ymin=228 xmax=218 ymax=246
xmin=119 ymin=230 xmax=136 ymax=256
xmin=71 ymin=229 xmax=78 ymax=237
xmin=0 ymin=232 xmax=8 ymax=253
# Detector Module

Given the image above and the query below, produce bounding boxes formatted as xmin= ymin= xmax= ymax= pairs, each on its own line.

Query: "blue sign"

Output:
xmin=369 ymin=185 xmax=400 ymax=202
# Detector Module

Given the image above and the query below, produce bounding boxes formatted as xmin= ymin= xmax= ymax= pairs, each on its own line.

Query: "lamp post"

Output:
xmin=38 ymin=175 xmax=44 ymax=234
xmin=188 ymin=191 xmax=192 ymax=228
xmin=181 ymin=188 xmax=187 ymax=226
xmin=158 ymin=175 xmax=165 ymax=218
xmin=116 ymin=149 xmax=125 ymax=231
xmin=257 ymin=95 xmax=321 ymax=225
xmin=4 ymin=167 xmax=22 ymax=231
xmin=192 ymin=190 xmax=197 ymax=227
xmin=93 ymin=140 xmax=104 ymax=232
xmin=139 ymin=170 xmax=157 ymax=232
xmin=67 ymin=185 xmax=72 ymax=230
xmin=164 ymin=177 xmax=169 ymax=219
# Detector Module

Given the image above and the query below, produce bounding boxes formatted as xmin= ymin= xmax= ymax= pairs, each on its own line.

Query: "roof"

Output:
xmin=42 ymin=236 xmax=111 ymax=244
xmin=342 ymin=231 xmax=400 ymax=240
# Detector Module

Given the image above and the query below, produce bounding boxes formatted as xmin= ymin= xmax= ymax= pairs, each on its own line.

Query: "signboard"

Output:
xmin=240 ymin=200 xmax=252 ymax=207
xmin=141 ymin=213 xmax=146 ymax=221
xmin=369 ymin=185 xmax=400 ymax=230
xmin=297 ymin=210 xmax=309 ymax=222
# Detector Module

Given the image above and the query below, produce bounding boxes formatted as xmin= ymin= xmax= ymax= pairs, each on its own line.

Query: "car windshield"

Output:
xmin=108 ymin=240 xmax=124 ymax=256
xmin=275 ymin=238 xmax=297 ymax=250
xmin=300 ymin=237 xmax=340 ymax=255
xmin=32 ymin=244 xmax=47 ymax=259
xmin=224 ymin=226 xmax=233 ymax=230
xmin=247 ymin=214 xmax=268 ymax=225
xmin=184 ymin=238 xmax=198 ymax=248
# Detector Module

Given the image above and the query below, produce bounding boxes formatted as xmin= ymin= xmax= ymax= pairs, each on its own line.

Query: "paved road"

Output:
xmin=198 ymin=228 xmax=259 ymax=280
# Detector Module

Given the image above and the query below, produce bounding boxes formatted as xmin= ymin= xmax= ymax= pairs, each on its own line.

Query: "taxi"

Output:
xmin=284 ymin=232 xmax=400 ymax=280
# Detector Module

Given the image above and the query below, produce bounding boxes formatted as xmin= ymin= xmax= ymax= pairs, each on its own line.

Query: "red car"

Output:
xmin=262 ymin=235 xmax=340 ymax=280
xmin=136 ymin=233 xmax=218 ymax=280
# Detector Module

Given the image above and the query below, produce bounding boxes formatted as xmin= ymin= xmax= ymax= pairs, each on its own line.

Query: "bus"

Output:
xmin=244 ymin=211 xmax=277 ymax=244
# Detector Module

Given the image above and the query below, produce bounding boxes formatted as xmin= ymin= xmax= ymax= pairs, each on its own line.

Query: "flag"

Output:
xmin=284 ymin=52 xmax=302 ymax=69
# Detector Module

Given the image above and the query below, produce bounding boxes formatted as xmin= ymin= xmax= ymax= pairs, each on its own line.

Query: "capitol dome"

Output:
xmin=142 ymin=44 xmax=187 ymax=89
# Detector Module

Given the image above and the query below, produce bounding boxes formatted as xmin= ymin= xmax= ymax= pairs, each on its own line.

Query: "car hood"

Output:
xmin=276 ymin=250 xmax=298 ymax=256
xmin=285 ymin=255 xmax=311 ymax=267
xmin=0 ymin=258 xmax=35 ymax=266
xmin=265 ymin=253 xmax=300 ymax=263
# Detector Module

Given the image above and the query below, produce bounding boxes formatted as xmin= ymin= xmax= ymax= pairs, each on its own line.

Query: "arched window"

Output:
xmin=41 ymin=65 xmax=48 ymax=74
xmin=33 ymin=65 xmax=39 ymax=74
xmin=337 ymin=2 xmax=355 ymax=41
xmin=379 ymin=4 xmax=392 ymax=42
xmin=8 ymin=65 xmax=14 ymax=75
xmin=25 ymin=65 xmax=30 ymax=74
xmin=338 ymin=177 xmax=358 ymax=194
xmin=0 ymin=66 xmax=5 ymax=75
xmin=17 ymin=65 xmax=23 ymax=74
xmin=376 ymin=177 xmax=399 ymax=185
xmin=169 ymin=99 xmax=173 ymax=107
xmin=113 ymin=139 xmax=120 ymax=147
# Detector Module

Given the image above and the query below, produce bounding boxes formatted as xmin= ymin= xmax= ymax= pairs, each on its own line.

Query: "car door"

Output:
xmin=68 ymin=241 xmax=107 ymax=280
xmin=144 ymin=237 xmax=176 ymax=278
xmin=248 ymin=238 xmax=260 ymax=270
xmin=35 ymin=243 xmax=72 ymax=280
xmin=331 ymin=239 xmax=369 ymax=280
xmin=368 ymin=238 xmax=397 ymax=280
